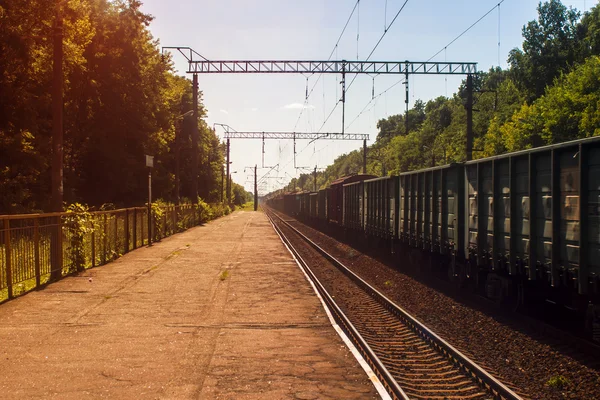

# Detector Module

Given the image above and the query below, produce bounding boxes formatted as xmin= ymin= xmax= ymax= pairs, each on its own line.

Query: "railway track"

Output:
xmin=265 ymin=207 xmax=522 ymax=400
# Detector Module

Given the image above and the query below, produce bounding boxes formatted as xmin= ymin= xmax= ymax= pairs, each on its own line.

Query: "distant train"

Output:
xmin=267 ymin=136 xmax=600 ymax=329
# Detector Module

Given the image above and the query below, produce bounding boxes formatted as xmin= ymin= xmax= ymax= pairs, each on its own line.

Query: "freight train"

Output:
xmin=267 ymin=136 xmax=600 ymax=336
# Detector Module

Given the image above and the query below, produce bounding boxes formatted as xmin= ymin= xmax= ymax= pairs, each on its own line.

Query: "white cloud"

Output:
xmin=251 ymin=107 xmax=259 ymax=112
xmin=282 ymin=103 xmax=315 ymax=110
xmin=220 ymin=109 xmax=229 ymax=114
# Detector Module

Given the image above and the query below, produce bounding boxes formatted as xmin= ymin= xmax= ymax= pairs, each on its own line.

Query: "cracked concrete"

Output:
xmin=0 ymin=211 xmax=378 ymax=399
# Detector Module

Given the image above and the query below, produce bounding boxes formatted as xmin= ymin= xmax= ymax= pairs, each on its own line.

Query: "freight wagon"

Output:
xmin=267 ymin=136 xmax=600 ymax=328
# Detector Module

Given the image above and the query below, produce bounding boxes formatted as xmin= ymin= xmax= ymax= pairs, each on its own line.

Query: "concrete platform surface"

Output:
xmin=0 ymin=211 xmax=379 ymax=399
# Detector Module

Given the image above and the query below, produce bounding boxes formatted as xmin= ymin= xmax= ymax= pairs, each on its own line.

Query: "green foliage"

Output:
xmin=230 ymin=183 xmax=253 ymax=206
xmin=219 ymin=270 xmax=230 ymax=281
xmin=546 ymin=375 xmax=571 ymax=390
xmin=151 ymin=200 xmax=168 ymax=241
xmin=0 ymin=0 xmax=225 ymax=213
xmin=509 ymin=0 xmax=581 ymax=101
xmin=197 ymin=198 xmax=212 ymax=223
xmin=63 ymin=203 xmax=95 ymax=273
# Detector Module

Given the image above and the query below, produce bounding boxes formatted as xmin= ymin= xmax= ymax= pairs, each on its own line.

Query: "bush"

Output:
xmin=63 ymin=203 xmax=95 ymax=273
xmin=197 ymin=198 xmax=212 ymax=223
xmin=208 ymin=203 xmax=231 ymax=219
xmin=151 ymin=199 xmax=169 ymax=241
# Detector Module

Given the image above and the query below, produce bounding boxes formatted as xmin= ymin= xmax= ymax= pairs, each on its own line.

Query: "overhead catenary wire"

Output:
xmin=315 ymin=0 xmax=411 ymax=135
xmin=278 ymin=0 xmax=412 ymax=183
xmin=315 ymin=0 xmax=410 ymax=135
xmin=426 ymin=0 xmax=507 ymax=63
xmin=278 ymin=0 xmax=361 ymax=158
xmin=292 ymin=0 xmax=361 ymax=132
xmin=344 ymin=0 xmax=509 ymax=132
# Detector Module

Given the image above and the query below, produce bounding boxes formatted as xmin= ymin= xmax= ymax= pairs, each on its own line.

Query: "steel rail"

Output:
xmin=266 ymin=207 xmax=523 ymax=400
xmin=265 ymin=209 xmax=409 ymax=400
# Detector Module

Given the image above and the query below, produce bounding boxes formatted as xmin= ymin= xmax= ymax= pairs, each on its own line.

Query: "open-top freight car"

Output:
xmin=283 ymin=193 xmax=301 ymax=216
xmin=309 ymin=192 xmax=318 ymax=220
xmin=328 ymin=175 xmax=375 ymax=225
xmin=364 ymin=176 xmax=399 ymax=240
xmin=395 ymin=137 xmax=600 ymax=313
xmin=342 ymin=180 xmax=365 ymax=232
xmin=461 ymin=137 xmax=600 ymax=309
xmin=398 ymin=163 xmax=464 ymax=277
xmin=270 ymin=136 xmax=599 ymax=332
xmin=317 ymin=189 xmax=327 ymax=221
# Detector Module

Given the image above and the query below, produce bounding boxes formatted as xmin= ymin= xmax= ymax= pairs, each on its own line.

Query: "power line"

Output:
xmin=426 ymin=0 xmax=507 ymax=63
xmin=292 ymin=0 xmax=361 ymax=132
xmin=315 ymin=1 xmax=411 ymax=135
xmin=345 ymin=0 xmax=508 ymax=132
xmin=345 ymin=78 xmax=405 ymax=130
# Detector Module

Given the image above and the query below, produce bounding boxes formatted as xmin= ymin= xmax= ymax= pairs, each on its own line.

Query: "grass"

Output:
xmin=239 ymin=202 xmax=256 ymax=211
xmin=219 ymin=270 xmax=230 ymax=281
xmin=547 ymin=375 xmax=570 ymax=390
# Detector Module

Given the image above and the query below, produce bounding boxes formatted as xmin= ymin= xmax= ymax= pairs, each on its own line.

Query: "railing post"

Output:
xmin=103 ymin=214 xmax=107 ymax=265
xmin=141 ymin=209 xmax=145 ymax=246
xmin=125 ymin=209 xmax=130 ymax=254
xmin=113 ymin=212 xmax=118 ymax=255
xmin=133 ymin=209 xmax=137 ymax=249
xmin=34 ymin=218 xmax=41 ymax=288
xmin=91 ymin=222 xmax=96 ymax=269
xmin=4 ymin=219 xmax=13 ymax=299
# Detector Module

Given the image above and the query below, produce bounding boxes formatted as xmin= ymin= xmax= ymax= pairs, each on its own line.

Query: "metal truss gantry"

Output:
xmin=213 ymin=124 xmax=369 ymax=172
xmin=164 ymin=47 xmax=479 ymax=200
xmin=162 ymin=48 xmax=477 ymax=75
xmin=222 ymin=131 xmax=369 ymax=141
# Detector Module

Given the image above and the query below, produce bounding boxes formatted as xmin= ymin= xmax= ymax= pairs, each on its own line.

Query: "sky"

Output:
xmin=139 ymin=0 xmax=596 ymax=195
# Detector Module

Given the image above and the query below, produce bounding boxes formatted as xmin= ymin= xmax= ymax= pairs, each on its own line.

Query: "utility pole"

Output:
xmin=175 ymin=117 xmax=181 ymax=205
xmin=52 ymin=4 xmax=64 ymax=212
xmin=466 ymin=74 xmax=474 ymax=161
xmin=254 ymin=165 xmax=258 ymax=211
xmin=341 ymin=61 xmax=346 ymax=134
xmin=50 ymin=2 xmax=64 ymax=281
xmin=220 ymin=164 xmax=224 ymax=203
xmin=192 ymin=74 xmax=199 ymax=202
xmin=363 ymin=139 xmax=367 ymax=174
xmin=404 ymin=64 xmax=409 ymax=135
xmin=313 ymin=166 xmax=317 ymax=192
xmin=226 ymin=139 xmax=231 ymax=204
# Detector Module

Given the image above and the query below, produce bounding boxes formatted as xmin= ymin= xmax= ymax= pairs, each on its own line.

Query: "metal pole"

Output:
xmin=226 ymin=138 xmax=231 ymax=204
xmin=50 ymin=3 xmax=64 ymax=282
xmin=466 ymin=74 xmax=474 ymax=161
xmin=254 ymin=165 xmax=258 ymax=211
xmin=313 ymin=166 xmax=317 ymax=192
xmin=52 ymin=4 xmax=63 ymax=212
xmin=341 ymin=63 xmax=346 ymax=134
xmin=192 ymin=74 xmax=199 ymax=202
xmin=363 ymin=139 xmax=367 ymax=174
xmin=148 ymin=171 xmax=152 ymax=246
xmin=175 ymin=119 xmax=181 ymax=205
xmin=221 ymin=164 xmax=224 ymax=203
xmin=404 ymin=67 xmax=409 ymax=135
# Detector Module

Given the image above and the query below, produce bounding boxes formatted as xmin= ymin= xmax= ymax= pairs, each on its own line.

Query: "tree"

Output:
xmin=508 ymin=0 xmax=581 ymax=101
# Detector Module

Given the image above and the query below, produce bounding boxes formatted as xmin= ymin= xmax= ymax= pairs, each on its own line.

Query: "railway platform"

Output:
xmin=0 ymin=211 xmax=379 ymax=399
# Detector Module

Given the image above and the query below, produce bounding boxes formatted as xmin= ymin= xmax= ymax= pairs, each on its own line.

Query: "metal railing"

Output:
xmin=0 ymin=205 xmax=204 ymax=302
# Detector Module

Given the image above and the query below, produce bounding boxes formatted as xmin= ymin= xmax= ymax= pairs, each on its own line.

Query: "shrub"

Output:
xmin=547 ymin=375 xmax=570 ymax=390
xmin=63 ymin=203 xmax=95 ymax=273
xmin=151 ymin=199 xmax=170 ymax=241
xmin=197 ymin=198 xmax=212 ymax=223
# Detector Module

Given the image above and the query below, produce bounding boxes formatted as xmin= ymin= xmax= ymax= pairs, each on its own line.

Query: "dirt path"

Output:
xmin=0 ymin=211 xmax=379 ymax=399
